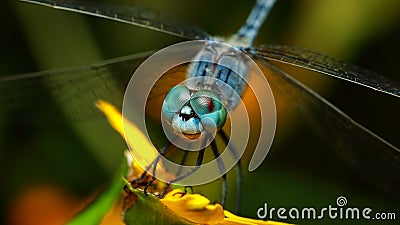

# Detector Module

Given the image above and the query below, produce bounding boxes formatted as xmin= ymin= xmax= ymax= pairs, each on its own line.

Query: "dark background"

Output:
xmin=1 ymin=0 xmax=399 ymax=224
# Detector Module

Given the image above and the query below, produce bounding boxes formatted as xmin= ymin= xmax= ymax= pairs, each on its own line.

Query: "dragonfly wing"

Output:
xmin=255 ymin=57 xmax=400 ymax=199
xmin=19 ymin=0 xmax=210 ymax=40
xmin=0 ymin=51 xmax=153 ymax=122
xmin=249 ymin=45 xmax=400 ymax=98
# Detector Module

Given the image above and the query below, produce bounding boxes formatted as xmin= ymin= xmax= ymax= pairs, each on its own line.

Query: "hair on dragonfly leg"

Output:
xmin=219 ymin=130 xmax=242 ymax=213
xmin=211 ymin=138 xmax=227 ymax=206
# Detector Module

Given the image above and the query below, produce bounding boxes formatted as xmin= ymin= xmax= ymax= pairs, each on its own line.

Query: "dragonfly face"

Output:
xmin=162 ymin=84 xmax=227 ymax=136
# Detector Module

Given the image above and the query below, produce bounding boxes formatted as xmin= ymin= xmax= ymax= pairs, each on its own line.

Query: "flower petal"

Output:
xmin=160 ymin=189 xmax=225 ymax=224
xmin=96 ymin=100 xmax=163 ymax=174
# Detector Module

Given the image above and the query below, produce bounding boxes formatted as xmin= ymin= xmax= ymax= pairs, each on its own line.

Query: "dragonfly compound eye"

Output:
xmin=162 ymin=85 xmax=227 ymax=135
xmin=161 ymin=85 xmax=191 ymax=122
xmin=190 ymin=90 xmax=227 ymax=131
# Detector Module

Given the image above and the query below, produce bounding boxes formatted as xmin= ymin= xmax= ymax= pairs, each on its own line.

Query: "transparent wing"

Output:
xmin=249 ymin=45 xmax=400 ymax=98
xmin=0 ymin=51 xmax=153 ymax=122
xmin=255 ymin=57 xmax=400 ymax=199
xmin=0 ymin=50 xmax=189 ymax=123
xmin=20 ymin=0 xmax=210 ymax=40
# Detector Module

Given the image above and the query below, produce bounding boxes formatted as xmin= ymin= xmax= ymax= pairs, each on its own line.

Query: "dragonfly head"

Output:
xmin=162 ymin=85 xmax=227 ymax=137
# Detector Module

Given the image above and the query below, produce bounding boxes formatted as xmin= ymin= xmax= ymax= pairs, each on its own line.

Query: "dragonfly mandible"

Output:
xmin=1 ymin=0 xmax=400 ymax=209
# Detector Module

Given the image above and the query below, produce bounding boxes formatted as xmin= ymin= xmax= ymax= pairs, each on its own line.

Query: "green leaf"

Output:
xmin=66 ymin=161 xmax=127 ymax=225
xmin=123 ymin=189 xmax=195 ymax=225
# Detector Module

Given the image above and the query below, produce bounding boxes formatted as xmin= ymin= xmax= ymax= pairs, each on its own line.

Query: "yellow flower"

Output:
xmin=97 ymin=100 xmax=292 ymax=225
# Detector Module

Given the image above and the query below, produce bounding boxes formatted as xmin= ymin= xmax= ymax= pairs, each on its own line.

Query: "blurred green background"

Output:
xmin=1 ymin=0 xmax=399 ymax=224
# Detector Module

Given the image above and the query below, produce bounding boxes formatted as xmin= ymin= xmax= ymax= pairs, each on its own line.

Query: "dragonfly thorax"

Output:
xmin=186 ymin=40 xmax=250 ymax=111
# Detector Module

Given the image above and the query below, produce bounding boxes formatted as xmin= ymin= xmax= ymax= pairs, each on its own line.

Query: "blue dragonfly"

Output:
xmin=2 ymin=0 xmax=400 ymax=207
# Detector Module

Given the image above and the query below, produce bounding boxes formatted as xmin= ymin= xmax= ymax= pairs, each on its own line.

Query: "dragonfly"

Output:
xmin=2 ymin=0 xmax=400 ymax=207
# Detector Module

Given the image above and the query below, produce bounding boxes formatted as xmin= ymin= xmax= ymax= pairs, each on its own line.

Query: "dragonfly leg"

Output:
xmin=145 ymin=142 xmax=176 ymax=195
xmin=211 ymin=139 xmax=227 ymax=206
xmin=159 ymin=147 xmax=206 ymax=198
xmin=130 ymin=160 xmax=154 ymax=185
xmin=159 ymin=148 xmax=190 ymax=197
xmin=159 ymin=182 xmax=171 ymax=199
xmin=130 ymin=143 xmax=171 ymax=195
xmin=175 ymin=150 xmax=189 ymax=176
xmin=219 ymin=130 xmax=242 ymax=213
xmin=168 ymin=186 xmax=194 ymax=199
xmin=143 ymin=176 xmax=157 ymax=196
